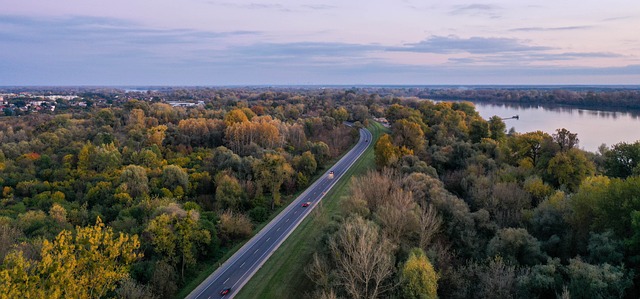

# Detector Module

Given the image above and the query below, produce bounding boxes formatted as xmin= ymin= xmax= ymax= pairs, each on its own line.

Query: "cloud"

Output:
xmin=301 ymin=4 xmax=336 ymax=10
xmin=206 ymin=1 xmax=335 ymax=12
xmin=450 ymin=4 xmax=501 ymax=17
xmin=390 ymin=35 xmax=552 ymax=54
xmin=447 ymin=51 xmax=623 ymax=65
xmin=0 ymin=15 xmax=259 ymax=45
xmin=0 ymin=14 xmax=636 ymax=85
xmin=601 ymin=16 xmax=635 ymax=22
xmin=510 ymin=26 xmax=592 ymax=32
xmin=388 ymin=35 xmax=623 ymax=66
xmin=230 ymin=42 xmax=382 ymax=58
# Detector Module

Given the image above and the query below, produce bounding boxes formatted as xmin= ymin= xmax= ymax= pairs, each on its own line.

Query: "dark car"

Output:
xmin=301 ymin=202 xmax=311 ymax=207
xmin=220 ymin=288 xmax=231 ymax=296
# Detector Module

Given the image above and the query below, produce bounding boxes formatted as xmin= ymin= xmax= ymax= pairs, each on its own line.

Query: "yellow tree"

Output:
xmin=0 ymin=217 xmax=141 ymax=299
xmin=127 ymin=108 xmax=146 ymax=131
xmin=375 ymin=134 xmax=398 ymax=168
xmin=392 ymin=119 xmax=426 ymax=152
xmin=374 ymin=134 xmax=413 ymax=169
xmin=224 ymin=108 xmax=249 ymax=126
xmin=147 ymin=125 xmax=167 ymax=147
xmin=400 ymin=248 xmax=438 ymax=299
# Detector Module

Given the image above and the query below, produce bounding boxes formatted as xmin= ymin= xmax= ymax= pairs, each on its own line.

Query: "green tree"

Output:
xmin=487 ymin=228 xmax=547 ymax=266
xmin=162 ymin=165 xmax=189 ymax=194
xmin=400 ymin=248 xmax=438 ymax=299
xmin=294 ymin=151 xmax=317 ymax=177
xmin=587 ymin=231 xmax=623 ymax=265
xmin=469 ymin=118 xmax=490 ymax=143
xmin=215 ymin=173 xmax=244 ymax=210
xmin=254 ymin=153 xmax=294 ymax=209
xmin=488 ymin=116 xmax=506 ymax=141
xmin=516 ymin=259 xmax=563 ymax=299
xmin=546 ymin=148 xmax=595 ymax=191
xmin=603 ymin=141 xmax=640 ymax=178
xmin=145 ymin=208 xmax=210 ymax=280
xmin=120 ymin=165 xmax=149 ymax=199
xmin=553 ymin=128 xmax=579 ymax=151
xmin=310 ymin=141 xmax=330 ymax=165
xmin=511 ymin=131 xmax=553 ymax=167
xmin=567 ymin=258 xmax=631 ymax=299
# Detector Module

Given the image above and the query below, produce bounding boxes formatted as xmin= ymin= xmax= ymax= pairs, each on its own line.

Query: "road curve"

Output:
xmin=187 ymin=127 xmax=372 ymax=299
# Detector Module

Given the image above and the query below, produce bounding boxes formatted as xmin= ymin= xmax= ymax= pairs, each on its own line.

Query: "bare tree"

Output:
xmin=312 ymin=288 xmax=340 ymax=299
xmin=329 ymin=216 xmax=396 ymax=299
xmin=374 ymin=189 xmax=418 ymax=244
xmin=0 ymin=222 xmax=24 ymax=262
xmin=306 ymin=252 xmax=331 ymax=290
xmin=117 ymin=278 xmax=157 ymax=299
xmin=478 ymin=257 xmax=517 ymax=299
xmin=350 ymin=169 xmax=399 ymax=213
xmin=418 ymin=204 xmax=442 ymax=250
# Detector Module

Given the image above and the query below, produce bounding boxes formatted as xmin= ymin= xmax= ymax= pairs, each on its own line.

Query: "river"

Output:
xmin=468 ymin=102 xmax=640 ymax=152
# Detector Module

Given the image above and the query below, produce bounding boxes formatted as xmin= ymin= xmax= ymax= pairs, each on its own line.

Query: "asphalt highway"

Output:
xmin=187 ymin=127 xmax=372 ymax=299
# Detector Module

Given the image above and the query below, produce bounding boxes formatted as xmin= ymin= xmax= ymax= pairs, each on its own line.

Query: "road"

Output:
xmin=187 ymin=127 xmax=372 ymax=299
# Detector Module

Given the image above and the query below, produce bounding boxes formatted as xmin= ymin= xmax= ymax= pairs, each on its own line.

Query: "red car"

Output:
xmin=301 ymin=202 xmax=311 ymax=207
xmin=220 ymin=288 xmax=231 ymax=296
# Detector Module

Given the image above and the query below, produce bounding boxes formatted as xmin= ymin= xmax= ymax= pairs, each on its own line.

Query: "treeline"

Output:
xmin=420 ymin=88 xmax=640 ymax=110
xmin=306 ymin=100 xmax=640 ymax=298
xmin=0 ymin=91 xmax=374 ymax=298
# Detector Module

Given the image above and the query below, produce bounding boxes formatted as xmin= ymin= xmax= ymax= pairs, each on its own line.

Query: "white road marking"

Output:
xmin=266 ymin=237 xmax=271 ymax=242
xmin=254 ymin=249 xmax=259 ymax=254
xmin=240 ymin=262 xmax=245 ymax=268
xmin=277 ymin=227 xmax=281 ymax=231
xmin=224 ymin=277 xmax=229 ymax=284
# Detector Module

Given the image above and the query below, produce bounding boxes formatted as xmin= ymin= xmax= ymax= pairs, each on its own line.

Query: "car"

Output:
xmin=301 ymin=202 xmax=311 ymax=207
xmin=220 ymin=288 xmax=231 ymax=296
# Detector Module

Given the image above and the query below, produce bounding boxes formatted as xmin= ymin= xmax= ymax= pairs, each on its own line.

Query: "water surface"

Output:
xmin=469 ymin=102 xmax=640 ymax=152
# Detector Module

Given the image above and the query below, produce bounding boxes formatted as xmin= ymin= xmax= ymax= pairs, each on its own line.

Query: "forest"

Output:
xmin=0 ymin=88 xmax=365 ymax=298
xmin=305 ymin=99 xmax=640 ymax=299
xmin=1 ymin=87 xmax=640 ymax=298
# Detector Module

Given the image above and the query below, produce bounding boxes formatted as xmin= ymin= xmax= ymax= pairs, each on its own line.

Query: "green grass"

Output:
xmin=236 ymin=122 xmax=386 ymax=299
xmin=176 ymin=125 xmax=376 ymax=299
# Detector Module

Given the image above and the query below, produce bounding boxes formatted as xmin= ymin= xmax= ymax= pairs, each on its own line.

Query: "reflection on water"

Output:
xmin=469 ymin=102 xmax=640 ymax=152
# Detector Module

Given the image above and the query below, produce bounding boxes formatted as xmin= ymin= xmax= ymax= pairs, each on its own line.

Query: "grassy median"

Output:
xmin=236 ymin=122 xmax=385 ymax=299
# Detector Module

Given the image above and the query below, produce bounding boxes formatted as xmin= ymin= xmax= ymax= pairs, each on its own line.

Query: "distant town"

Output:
xmin=0 ymin=90 xmax=205 ymax=116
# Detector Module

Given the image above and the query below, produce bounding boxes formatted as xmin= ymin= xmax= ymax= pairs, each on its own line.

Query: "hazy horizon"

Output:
xmin=1 ymin=1 xmax=639 ymax=85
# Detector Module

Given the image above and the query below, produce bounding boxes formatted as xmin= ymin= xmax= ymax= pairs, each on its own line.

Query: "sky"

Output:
xmin=1 ymin=0 xmax=639 ymax=85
